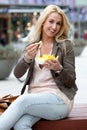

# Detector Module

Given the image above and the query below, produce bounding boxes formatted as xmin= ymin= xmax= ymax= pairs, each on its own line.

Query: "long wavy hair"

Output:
xmin=27 ymin=5 xmax=70 ymax=44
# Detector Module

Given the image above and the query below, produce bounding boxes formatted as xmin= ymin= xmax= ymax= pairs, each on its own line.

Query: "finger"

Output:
xmin=49 ymin=59 xmax=58 ymax=64
xmin=43 ymin=62 xmax=51 ymax=69
xmin=26 ymin=43 xmax=38 ymax=51
xmin=46 ymin=59 xmax=57 ymax=64
xmin=26 ymin=46 xmax=37 ymax=54
xmin=35 ymin=41 xmax=42 ymax=45
xmin=45 ymin=60 xmax=54 ymax=67
xmin=46 ymin=60 xmax=59 ymax=70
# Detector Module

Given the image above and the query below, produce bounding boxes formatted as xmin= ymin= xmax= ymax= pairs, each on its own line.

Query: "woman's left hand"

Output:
xmin=43 ymin=59 xmax=63 ymax=71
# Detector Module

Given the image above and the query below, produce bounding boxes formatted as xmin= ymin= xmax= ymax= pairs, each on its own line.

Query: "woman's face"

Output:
xmin=42 ymin=12 xmax=62 ymax=38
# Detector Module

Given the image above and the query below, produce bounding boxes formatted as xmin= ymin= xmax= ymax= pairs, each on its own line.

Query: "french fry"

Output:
xmin=35 ymin=41 xmax=42 ymax=45
xmin=38 ymin=54 xmax=59 ymax=61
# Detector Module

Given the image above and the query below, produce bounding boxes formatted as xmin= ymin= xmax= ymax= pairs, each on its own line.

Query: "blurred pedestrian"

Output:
xmin=0 ymin=32 xmax=7 ymax=46
xmin=83 ymin=29 xmax=87 ymax=40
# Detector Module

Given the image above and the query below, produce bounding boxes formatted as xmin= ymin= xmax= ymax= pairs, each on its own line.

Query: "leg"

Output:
xmin=0 ymin=92 xmax=69 ymax=130
xmin=14 ymin=114 xmax=40 ymax=130
xmin=20 ymin=93 xmax=69 ymax=120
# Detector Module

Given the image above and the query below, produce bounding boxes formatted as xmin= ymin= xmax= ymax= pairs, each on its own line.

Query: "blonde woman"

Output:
xmin=0 ymin=5 xmax=78 ymax=130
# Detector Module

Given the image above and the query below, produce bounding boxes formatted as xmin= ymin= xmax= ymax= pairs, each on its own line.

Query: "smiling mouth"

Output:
xmin=49 ymin=30 xmax=56 ymax=34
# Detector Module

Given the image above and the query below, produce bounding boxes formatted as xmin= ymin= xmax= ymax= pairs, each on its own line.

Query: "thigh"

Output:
xmin=14 ymin=114 xmax=40 ymax=130
xmin=19 ymin=92 xmax=69 ymax=120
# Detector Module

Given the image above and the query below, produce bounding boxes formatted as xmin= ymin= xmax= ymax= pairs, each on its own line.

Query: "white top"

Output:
xmin=29 ymin=44 xmax=74 ymax=111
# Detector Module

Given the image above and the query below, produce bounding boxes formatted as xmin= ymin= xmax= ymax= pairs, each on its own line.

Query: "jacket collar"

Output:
xmin=52 ymin=40 xmax=61 ymax=55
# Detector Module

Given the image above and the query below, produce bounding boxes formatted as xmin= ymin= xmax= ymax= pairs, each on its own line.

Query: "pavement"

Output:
xmin=0 ymin=45 xmax=87 ymax=104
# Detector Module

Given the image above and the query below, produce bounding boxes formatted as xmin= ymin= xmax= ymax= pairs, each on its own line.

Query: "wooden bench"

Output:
xmin=32 ymin=104 xmax=87 ymax=130
xmin=11 ymin=104 xmax=87 ymax=130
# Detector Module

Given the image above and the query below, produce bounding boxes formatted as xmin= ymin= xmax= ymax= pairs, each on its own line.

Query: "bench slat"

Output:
xmin=33 ymin=104 xmax=87 ymax=130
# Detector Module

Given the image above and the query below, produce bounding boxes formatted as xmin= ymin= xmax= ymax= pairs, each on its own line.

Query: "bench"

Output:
xmin=11 ymin=104 xmax=87 ymax=130
xmin=32 ymin=104 xmax=87 ymax=130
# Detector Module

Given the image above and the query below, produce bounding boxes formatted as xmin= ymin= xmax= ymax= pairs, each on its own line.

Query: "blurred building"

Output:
xmin=0 ymin=0 xmax=69 ymax=44
xmin=68 ymin=0 xmax=87 ymax=38
xmin=0 ymin=0 xmax=87 ymax=44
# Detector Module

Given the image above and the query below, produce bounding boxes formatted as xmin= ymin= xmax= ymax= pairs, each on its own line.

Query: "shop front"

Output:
xmin=0 ymin=6 xmax=11 ymax=44
xmin=0 ymin=4 xmax=69 ymax=44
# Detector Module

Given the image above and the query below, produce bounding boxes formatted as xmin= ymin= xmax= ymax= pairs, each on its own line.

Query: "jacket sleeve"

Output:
xmin=14 ymin=52 xmax=32 ymax=78
xmin=57 ymin=40 xmax=76 ymax=88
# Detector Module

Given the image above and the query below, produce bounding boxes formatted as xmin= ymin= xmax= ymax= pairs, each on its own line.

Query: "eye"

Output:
xmin=49 ymin=20 xmax=54 ymax=24
xmin=57 ymin=22 xmax=61 ymax=25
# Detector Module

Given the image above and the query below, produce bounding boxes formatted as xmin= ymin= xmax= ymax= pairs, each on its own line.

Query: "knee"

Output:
xmin=14 ymin=119 xmax=30 ymax=130
xmin=14 ymin=123 xmax=22 ymax=130
xmin=14 ymin=121 xmax=25 ymax=130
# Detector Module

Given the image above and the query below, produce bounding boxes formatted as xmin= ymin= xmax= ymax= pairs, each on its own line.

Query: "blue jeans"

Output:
xmin=0 ymin=92 xmax=69 ymax=130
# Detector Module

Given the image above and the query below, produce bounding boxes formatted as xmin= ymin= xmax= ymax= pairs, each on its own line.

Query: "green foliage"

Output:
xmin=0 ymin=45 xmax=21 ymax=60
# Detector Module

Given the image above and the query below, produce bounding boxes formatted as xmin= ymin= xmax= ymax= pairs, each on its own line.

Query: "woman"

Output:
xmin=0 ymin=5 xmax=78 ymax=130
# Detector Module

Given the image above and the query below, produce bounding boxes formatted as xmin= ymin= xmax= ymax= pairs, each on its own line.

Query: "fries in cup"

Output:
xmin=37 ymin=54 xmax=59 ymax=64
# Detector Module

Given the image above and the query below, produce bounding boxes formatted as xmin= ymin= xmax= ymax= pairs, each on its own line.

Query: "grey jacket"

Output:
xmin=14 ymin=40 xmax=78 ymax=100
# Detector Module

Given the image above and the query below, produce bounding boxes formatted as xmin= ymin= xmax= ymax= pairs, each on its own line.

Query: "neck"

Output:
xmin=41 ymin=36 xmax=54 ymax=45
xmin=40 ymin=37 xmax=53 ymax=56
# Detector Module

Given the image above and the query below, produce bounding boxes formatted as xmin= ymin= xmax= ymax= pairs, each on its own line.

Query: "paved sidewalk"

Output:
xmin=0 ymin=46 xmax=87 ymax=104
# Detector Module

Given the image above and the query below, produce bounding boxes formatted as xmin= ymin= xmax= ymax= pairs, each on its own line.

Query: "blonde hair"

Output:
xmin=27 ymin=5 xmax=70 ymax=43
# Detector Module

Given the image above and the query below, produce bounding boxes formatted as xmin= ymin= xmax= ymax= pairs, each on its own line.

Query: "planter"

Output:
xmin=0 ymin=58 xmax=17 ymax=80
xmin=74 ymin=46 xmax=86 ymax=56
xmin=73 ymin=38 xmax=87 ymax=56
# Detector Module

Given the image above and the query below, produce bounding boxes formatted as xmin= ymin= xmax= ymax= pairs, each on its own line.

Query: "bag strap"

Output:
xmin=1 ymin=94 xmax=11 ymax=99
xmin=21 ymin=84 xmax=26 ymax=94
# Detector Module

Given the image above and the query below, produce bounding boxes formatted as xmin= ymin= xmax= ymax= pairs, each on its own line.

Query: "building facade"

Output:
xmin=0 ymin=0 xmax=87 ymax=43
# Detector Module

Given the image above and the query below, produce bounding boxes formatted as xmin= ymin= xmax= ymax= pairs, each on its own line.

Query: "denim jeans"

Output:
xmin=0 ymin=92 xmax=69 ymax=130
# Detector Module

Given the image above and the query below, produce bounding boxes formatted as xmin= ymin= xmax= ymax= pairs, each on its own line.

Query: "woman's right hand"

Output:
xmin=24 ymin=43 xmax=39 ymax=61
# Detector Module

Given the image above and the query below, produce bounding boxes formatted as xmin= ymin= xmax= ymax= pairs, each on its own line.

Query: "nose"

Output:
xmin=52 ymin=23 xmax=57 ymax=30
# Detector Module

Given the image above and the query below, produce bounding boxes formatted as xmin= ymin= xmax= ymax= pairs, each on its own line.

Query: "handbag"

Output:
xmin=0 ymin=94 xmax=19 ymax=115
xmin=0 ymin=81 xmax=26 ymax=115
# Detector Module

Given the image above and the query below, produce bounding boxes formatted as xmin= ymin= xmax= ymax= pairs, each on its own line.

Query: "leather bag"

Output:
xmin=0 ymin=94 xmax=19 ymax=115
